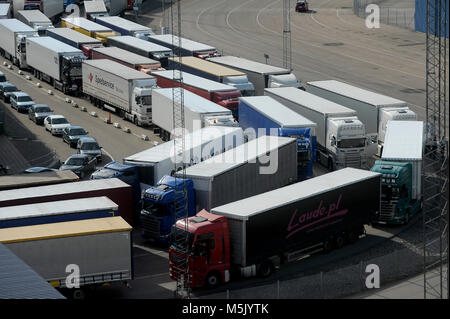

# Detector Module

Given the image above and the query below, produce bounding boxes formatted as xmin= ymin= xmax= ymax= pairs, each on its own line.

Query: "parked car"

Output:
xmin=28 ymin=104 xmax=53 ymax=125
xmin=0 ymin=82 xmax=19 ymax=103
xmin=62 ymin=126 xmax=89 ymax=148
xmin=23 ymin=167 xmax=58 ymax=173
xmin=44 ymin=115 xmax=71 ymax=136
xmin=10 ymin=92 xmax=35 ymax=113
xmin=59 ymin=154 xmax=96 ymax=179
xmin=77 ymin=136 xmax=102 ymax=163
xmin=0 ymin=72 xmax=6 ymax=83
xmin=295 ymin=1 xmax=309 ymax=12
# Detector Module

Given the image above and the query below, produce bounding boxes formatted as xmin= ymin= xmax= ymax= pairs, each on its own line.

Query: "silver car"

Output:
xmin=77 ymin=137 xmax=102 ymax=163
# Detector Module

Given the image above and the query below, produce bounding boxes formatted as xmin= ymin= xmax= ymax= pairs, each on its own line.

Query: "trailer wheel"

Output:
xmin=335 ymin=234 xmax=345 ymax=249
xmin=322 ymin=238 xmax=333 ymax=253
xmin=72 ymin=289 xmax=85 ymax=300
xmin=347 ymin=230 xmax=359 ymax=244
xmin=205 ymin=272 xmax=221 ymax=288
xmin=257 ymin=261 xmax=274 ymax=278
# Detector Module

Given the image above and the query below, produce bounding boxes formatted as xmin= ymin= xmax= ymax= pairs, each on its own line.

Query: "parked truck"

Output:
xmin=0 ymin=3 xmax=11 ymax=19
xmin=142 ymin=136 xmax=297 ymax=243
xmin=83 ymin=0 xmax=109 ymax=20
xmin=26 ymin=36 xmax=86 ymax=94
xmin=207 ymin=55 xmax=303 ymax=95
xmin=82 ymin=59 xmax=156 ymax=126
xmin=16 ymin=9 xmax=54 ymax=35
xmin=61 ymin=17 xmax=116 ymax=43
xmin=123 ymin=126 xmax=244 ymax=188
xmin=0 ymin=178 xmax=134 ymax=225
xmin=148 ymin=34 xmax=219 ymax=59
xmin=307 ymin=80 xmax=417 ymax=157
xmin=152 ymin=88 xmax=239 ymax=141
xmin=103 ymin=0 xmax=127 ymax=16
xmin=107 ymin=35 xmax=173 ymax=68
xmin=152 ymin=70 xmax=242 ymax=119
xmin=0 ymin=216 xmax=133 ymax=298
xmin=238 ymin=96 xmax=317 ymax=180
xmin=0 ymin=19 xmax=38 ymax=68
xmin=91 ymin=46 xmax=163 ymax=75
xmin=168 ymin=57 xmax=255 ymax=97
xmin=265 ymin=87 xmax=368 ymax=171
xmin=46 ymin=27 xmax=103 ymax=59
xmin=169 ymin=167 xmax=381 ymax=288
xmin=95 ymin=15 xmax=154 ymax=39
xmin=0 ymin=196 xmax=118 ymax=228
xmin=0 ymin=170 xmax=79 ymax=191
xmin=371 ymin=121 xmax=423 ymax=224
xmin=23 ymin=0 xmax=64 ymax=20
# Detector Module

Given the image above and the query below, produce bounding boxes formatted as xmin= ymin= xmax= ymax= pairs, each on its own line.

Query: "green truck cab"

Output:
xmin=371 ymin=160 xmax=421 ymax=224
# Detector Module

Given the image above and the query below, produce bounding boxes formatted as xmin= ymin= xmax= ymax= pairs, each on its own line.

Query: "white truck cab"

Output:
xmin=268 ymin=73 xmax=303 ymax=90
xmin=222 ymin=75 xmax=255 ymax=96
xmin=132 ymin=79 xmax=157 ymax=126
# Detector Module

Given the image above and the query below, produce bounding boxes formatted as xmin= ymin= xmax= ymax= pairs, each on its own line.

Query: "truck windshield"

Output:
xmin=142 ymin=202 xmax=169 ymax=217
xmin=170 ymin=226 xmax=194 ymax=251
xmin=70 ymin=66 xmax=82 ymax=77
xmin=337 ymin=138 xmax=365 ymax=148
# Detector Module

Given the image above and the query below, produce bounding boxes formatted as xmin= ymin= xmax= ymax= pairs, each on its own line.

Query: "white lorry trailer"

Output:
xmin=26 ymin=36 xmax=86 ymax=95
xmin=265 ymin=87 xmax=368 ymax=171
xmin=95 ymin=15 xmax=154 ymax=39
xmin=207 ymin=55 xmax=303 ymax=95
xmin=307 ymin=80 xmax=417 ymax=156
xmin=148 ymin=34 xmax=219 ymax=59
xmin=103 ymin=0 xmax=127 ymax=16
xmin=0 ymin=216 xmax=133 ymax=297
xmin=0 ymin=19 xmax=38 ymax=69
xmin=152 ymin=88 xmax=239 ymax=141
xmin=123 ymin=126 xmax=244 ymax=187
xmin=16 ymin=9 xmax=54 ymax=35
xmin=22 ymin=0 xmax=64 ymax=21
xmin=83 ymin=0 xmax=109 ymax=20
xmin=0 ymin=3 xmax=11 ymax=19
xmin=175 ymin=135 xmax=298 ymax=213
xmin=82 ymin=59 xmax=157 ymax=126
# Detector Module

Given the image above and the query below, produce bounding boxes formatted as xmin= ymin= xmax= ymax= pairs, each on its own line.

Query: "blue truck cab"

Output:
xmin=140 ymin=175 xmax=195 ymax=243
xmin=90 ymin=162 xmax=141 ymax=221
xmin=238 ymin=96 xmax=317 ymax=180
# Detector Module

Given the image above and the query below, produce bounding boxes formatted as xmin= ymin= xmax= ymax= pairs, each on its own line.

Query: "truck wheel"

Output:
xmin=72 ymin=289 xmax=85 ymax=300
xmin=257 ymin=261 xmax=274 ymax=278
xmin=404 ymin=210 xmax=410 ymax=225
xmin=322 ymin=238 xmax=333 ymax=253
xmin=133 ymin=116 xmax=138 ymax=126
xmin=347 ymin=230 xmax=359 ymax=244
xmin=328 ymin=158 xmax=334 ymax=171
xmin=205 ymin=272 xmax=221 ymax=288
xmin=335 ymin=234 xmax=345 ymax=249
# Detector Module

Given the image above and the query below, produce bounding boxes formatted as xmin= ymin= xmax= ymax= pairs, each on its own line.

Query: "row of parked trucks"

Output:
xmin=0 ymin=9 xmax=427 ymax=291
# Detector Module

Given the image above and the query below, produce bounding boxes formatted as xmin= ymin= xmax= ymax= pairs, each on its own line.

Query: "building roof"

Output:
xmin=307 ymin=80 xmax=407 ymax=107
xmin=211 ymin=168 xmax=380 ymax=220
xmin=0 ymin=243 xmax=65 ymax=299
xmin=240 ymin=96 xmax=317 ymax=128
xmin=382 ymin=121 xmax=423 ymax=161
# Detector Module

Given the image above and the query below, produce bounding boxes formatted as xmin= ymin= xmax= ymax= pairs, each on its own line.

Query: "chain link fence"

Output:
xmin=204 ymin=242 xmax=428 ymax=299
xmin=353 ymin=0 xmax=416 ymax=31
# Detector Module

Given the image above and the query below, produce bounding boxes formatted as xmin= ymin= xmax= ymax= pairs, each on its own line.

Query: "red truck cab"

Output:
xmin=194 ymin=50 xmax=220 ymax=60
xmin=212 ymin=90 xmax=240 ymax=117
xmin=80 ymin=43 xmax=104 ymax=59
xmin=169 ymin=209 xmax=231 ymax=288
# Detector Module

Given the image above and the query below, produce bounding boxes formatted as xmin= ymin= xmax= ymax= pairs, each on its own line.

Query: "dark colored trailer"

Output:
xmin=0 ymin=178 xmax=135 ymax=226
xmin=211 ymin=167 xmax=381 ymax=269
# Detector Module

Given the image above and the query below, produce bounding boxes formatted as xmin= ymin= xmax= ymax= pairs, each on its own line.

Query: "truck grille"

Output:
xmin=344 ymin=153 xmax=362 ymax=168
xmin=378 ymin=200 xmax=397 ymax=221
xmin=140 ymin=214 xmax=161 ymax=238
